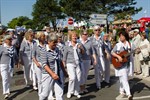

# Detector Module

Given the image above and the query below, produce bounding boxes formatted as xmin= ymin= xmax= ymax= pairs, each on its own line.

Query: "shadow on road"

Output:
xmin=8 ymin=86 xmax=33 ymax=100
xmin=78 ymin=95 xmax=96 ymax=100
xmin=15 ymin=70 xmax=24 ymax=75
xmin=130 ymin=78 xmax=150 ymax=95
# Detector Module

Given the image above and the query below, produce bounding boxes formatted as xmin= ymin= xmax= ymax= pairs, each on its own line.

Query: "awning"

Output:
xmin=112 ymin=20 xmax=132 ymax=24
xmin=137 ymin=17 xmax=150 ymax=23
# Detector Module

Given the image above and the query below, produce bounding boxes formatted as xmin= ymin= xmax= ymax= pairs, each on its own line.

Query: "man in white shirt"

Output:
xmin=132 ymin=29 xmax=141 ymax=75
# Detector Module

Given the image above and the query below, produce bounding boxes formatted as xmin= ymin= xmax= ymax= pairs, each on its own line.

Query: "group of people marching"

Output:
xmin=0 ymin=25 xmax=149 ymax=100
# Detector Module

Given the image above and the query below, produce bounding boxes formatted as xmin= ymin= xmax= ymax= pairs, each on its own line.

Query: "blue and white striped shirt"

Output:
xmin=32 ymin=42 xmax=47 ymax=62
xmin=41 ymin=45 xmax=62 ymax=74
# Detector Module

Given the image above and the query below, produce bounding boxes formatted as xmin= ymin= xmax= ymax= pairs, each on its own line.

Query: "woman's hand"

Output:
xmin=51 ymin=73 xmax=59 ymax=80
xmin=36 ymin=62 xmax=41 ymax=67
xmin=78 ymin=44 xmax=84 ymax=54
xmin=93 ymin=60 xmax=97 ymax=65
xmin=117 ymin=56 xmax=123 ymax=62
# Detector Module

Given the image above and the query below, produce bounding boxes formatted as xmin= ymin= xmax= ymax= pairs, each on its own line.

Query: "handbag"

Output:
xmin=143 ymin=56 xmax=150 ymax=62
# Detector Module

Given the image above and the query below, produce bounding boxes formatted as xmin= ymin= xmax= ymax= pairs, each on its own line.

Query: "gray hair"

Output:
xmin=56 ymin=33 xmax=62 ymax=38
xmin=93 ymin=25 xmax=100 ymax=31
xmin=47 ymin=34 xmax=58 ymax=42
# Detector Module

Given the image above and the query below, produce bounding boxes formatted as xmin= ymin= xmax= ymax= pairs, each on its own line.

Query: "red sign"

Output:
xmin=68 ymin=18 xmax=73 ymax=25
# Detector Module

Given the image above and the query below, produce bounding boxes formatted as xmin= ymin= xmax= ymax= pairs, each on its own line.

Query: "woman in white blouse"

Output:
xmin=139 ymin=33 xmax=150 ymax=77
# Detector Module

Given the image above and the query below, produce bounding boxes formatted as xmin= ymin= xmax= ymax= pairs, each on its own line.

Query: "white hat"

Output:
xmin=6 ymin=28 xmax=15 ymax=32
xmin=3 ymin=34 xmax=12 ymax=41
xmin=134 ymin=29 xmax=139 ymax=32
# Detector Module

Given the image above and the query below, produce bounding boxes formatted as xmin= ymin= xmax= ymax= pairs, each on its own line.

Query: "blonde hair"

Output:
xmin=36 ymin=31 xmax=45 ymax=39
xmin=24 ymin=31 xmax=33 ymax=40
xmin=68 ymin=31 xmax=78 ymax=41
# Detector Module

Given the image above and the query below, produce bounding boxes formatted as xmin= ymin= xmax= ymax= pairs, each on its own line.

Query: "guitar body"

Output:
xmin=112 ymin=51 xmax=129 ymax=69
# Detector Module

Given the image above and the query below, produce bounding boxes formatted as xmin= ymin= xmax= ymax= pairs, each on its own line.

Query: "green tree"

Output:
xmin=95 ymin=0 xmax=142 ymax=20
xmin=60 ymin=0 xmax=97 ymax=21
xmin=32 ymin=0 xmax=65 ymax=30
xmin=8 ymin=16 xmax=34 ymax=29
xmin=60 ymin=0 xmax=142 ymax=21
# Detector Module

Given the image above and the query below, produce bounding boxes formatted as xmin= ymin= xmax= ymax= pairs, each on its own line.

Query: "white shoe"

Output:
xmin=75 ymin=94 xmax=81 ymax=98
xmin=127 ymin=95 xmax=132 ymax=100
xmin=120 ymin=92 xmax=126 ymax=98
xmin=33 ymin=86 xmax=38 ymax=90
xmin=67 ymin=93 xmax=71 ymax=98
xmin=4 ymin=93 xmax=10 ymax=99
xmin=74 ymin=93 xmax=81 ymax=98
xmin=48 ymin=96 xmax=56 ymax=100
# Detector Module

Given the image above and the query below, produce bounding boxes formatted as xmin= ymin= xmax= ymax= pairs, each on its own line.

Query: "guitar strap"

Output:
xmin=122 ymin=41 xmax=131 ymax=52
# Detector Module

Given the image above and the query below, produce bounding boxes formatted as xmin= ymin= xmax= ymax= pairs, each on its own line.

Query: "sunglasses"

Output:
xmin=83 ymin=34 xmax=88 ymax=35
xmin=94 ymin=30 xmax=100 ymax=31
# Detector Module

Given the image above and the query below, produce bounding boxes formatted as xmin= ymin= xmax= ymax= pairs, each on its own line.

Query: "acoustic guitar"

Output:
xmin=112 ymin=44 xmax=147 ymax=69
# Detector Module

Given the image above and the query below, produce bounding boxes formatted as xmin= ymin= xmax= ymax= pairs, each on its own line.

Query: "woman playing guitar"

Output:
xmin=111 ymin=30 xmax=133 ymax=100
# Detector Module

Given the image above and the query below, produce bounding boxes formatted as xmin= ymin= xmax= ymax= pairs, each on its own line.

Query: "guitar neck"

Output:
xmin=124 ymin=50 xmax=135 ymax=57
xmin=124 ymin=44 xmax=147 ymax=57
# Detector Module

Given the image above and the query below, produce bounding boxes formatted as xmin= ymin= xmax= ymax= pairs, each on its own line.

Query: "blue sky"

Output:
xmin=0 ymin=0 xmax=150 ymax=26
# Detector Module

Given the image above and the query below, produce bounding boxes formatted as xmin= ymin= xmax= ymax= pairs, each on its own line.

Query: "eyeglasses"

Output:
xmin=94 ymin=30 xmax=100 ymax=31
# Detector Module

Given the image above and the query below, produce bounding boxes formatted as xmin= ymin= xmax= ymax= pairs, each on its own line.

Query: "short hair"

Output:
xmin=93 ymin=25 xmax=100 ymax=32
xmin=103 ymin=34 xmax=109 ymax=37
xmin=47 ymin=34 xmax=58 ymax=42
xmin=80 ymin=30 xmax=88 ymax=35
xmin=68 ymin=31 xmax=78 ymax=41
xmin=141 ymin=33 xmax=147 ymax=39
xmin=36 ymin=31 xmax=45 ymax=39
xmin=56 ymin=33 xmax=62 ymax=38
xmin=119 ymin=30 xmax=129 ymax=41
xmin=24 ymin=31 xmax=33 ymax=40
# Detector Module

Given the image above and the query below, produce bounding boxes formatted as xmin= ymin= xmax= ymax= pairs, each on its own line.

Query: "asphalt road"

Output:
xmin=0 ymin=66 xmax=150 ymax=100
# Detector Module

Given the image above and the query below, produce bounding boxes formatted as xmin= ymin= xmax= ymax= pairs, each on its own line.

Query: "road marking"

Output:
xmin=116 ymin=95 xmax=150 ymax=100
